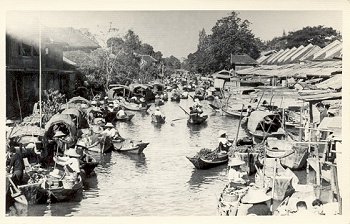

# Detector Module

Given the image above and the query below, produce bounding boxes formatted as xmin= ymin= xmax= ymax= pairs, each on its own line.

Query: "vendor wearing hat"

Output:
xmin=152 ymin=106 xmax=165 ymax=119
xmin=116 ymin=106 xmax=127 ymax=119
xmin=53 ymin=130 xmax=68 ymax=154
xmin=102 ymin=122 xmax=120 ymax=139
xmin=139 ymin=97 xmax=147 ymax=108
xmin=218 ymin=130 xmax=232 ymax=153
xmin=228 ymin=157 xmax=248 ymax=188
xmin=54 ymin=147 xmax=81 ymax=181
xmin=241 ymin=187 xmax=272 ymax=216
xmin=7 ymin=146 xmax=25 ymax=186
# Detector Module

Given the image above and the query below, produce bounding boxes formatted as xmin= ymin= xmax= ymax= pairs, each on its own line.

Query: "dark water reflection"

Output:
xmin=28 ymin=97 xmax=248 ymax=216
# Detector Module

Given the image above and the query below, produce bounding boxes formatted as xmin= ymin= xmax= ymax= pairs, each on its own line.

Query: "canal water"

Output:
xmin=28 ymin=97 xmax=250 ymax=216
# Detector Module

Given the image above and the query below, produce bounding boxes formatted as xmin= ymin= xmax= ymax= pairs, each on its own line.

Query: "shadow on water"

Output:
xmin=187 ymin=122 xmax=208 ymax=132
xmin=120 ymin=153 xmax=147 ymax=168
xmin=187 ymin=165 xmax=227 ymax=190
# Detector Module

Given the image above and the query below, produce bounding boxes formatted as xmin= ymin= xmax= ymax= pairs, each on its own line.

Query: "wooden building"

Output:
xmin=6 ymin=25 xmax=99 ymax=119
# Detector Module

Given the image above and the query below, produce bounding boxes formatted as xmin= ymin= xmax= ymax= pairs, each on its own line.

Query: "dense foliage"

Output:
xmin=263 ymin=26 xmax=342 ymax=51
xmin=65 ymin=30 xmax=181 ymax=92
xmin=184 ymin=12 xmax=262 ymax=75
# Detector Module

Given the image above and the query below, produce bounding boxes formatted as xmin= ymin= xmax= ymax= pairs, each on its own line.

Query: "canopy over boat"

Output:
xmin=44 ymin=114 xmax=78 ymax=145
xmin=247 ymin=111 xmax=281 ymax=134
xmin=107 ymin=86 xmax=132 ymax=99
xmin=61 ymin=108 xmax=89 ymax=129
xmin=67 ymin=96 xmax=90 ymax=105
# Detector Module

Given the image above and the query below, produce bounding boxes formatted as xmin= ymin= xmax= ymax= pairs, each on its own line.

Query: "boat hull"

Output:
xmin=116 ymin=142 xmax=149 ymax=154
xmin=186 ymin=155 xmax=228 ymax=169
xmin=187 ymin=115 xmax=208 ymax=125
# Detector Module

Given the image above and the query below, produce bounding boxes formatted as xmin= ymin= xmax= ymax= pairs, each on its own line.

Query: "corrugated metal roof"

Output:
xmin=269 ymin=48 xmax=291 ymax=64
xmin=277 ymin=47 xmax=297 ymax=64
xmin=282 ymin=45 xmax=304 ymax=64
xmin=311 ymin=40 xmax=341 ymax=60
xmin=316 ymin=74 xmax=342 ymax=90
xmin=299 ymin=45 xmax=322 ymax=61
xmin=264 ymin=49 xmax=285 ymax=65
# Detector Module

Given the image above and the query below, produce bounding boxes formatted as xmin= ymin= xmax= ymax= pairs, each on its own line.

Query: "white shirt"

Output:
xmin=117 ymin=110 xmax=126 ymax=117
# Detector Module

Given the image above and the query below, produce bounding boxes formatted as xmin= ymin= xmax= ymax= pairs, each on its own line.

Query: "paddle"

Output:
xmin=178 ymin=105 xmax=190 ymax=116
xmin=7 ymin=176 xmax=28 ymax=205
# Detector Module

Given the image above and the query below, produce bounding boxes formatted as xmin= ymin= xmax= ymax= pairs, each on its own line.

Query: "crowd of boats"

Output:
xmin=5 ymin=74 xmax=342 ymax=216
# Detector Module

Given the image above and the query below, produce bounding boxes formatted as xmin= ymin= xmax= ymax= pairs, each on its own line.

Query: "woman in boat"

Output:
xmin=227 ymin=157 xmax=248 ymax=188
xmin=116 ymin=106 xmax=127 ymax=119
xmin=139 ymin=97 xmax=147 ymax=108
xmin=6 ymin=146 xmax=25 ymax=186
xmin=102 ymin=122 xmax=121 ymax=139
xmin=53 ymin=130 xmax=69 ymax=154
xmin=54 ymin=148 xmax=81 ymax=182
xmin=217 ymin=130 xmax=232 ymax=153
xmin=152 ymin=107 xmax=165 ymax=120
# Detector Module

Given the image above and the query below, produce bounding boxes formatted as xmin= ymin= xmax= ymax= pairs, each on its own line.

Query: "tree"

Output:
xmin=264 ymin=26 xmax=342 ymax=51
xmin=185 ymin=12 xmax=261 ymax=74
xmin=285 ymin=26 xmax=341 ymax=48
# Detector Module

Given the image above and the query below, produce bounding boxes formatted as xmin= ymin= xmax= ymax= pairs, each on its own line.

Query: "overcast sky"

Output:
xmin=7 ymin=11 xmax=342 ymax=58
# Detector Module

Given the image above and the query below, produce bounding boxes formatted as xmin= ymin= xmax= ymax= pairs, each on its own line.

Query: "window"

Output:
xmin=21 ymin=43 xmax=32 ymax=56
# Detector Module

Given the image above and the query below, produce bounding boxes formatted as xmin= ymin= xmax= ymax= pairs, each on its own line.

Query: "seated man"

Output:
xmin=54 ymin=148 xmax=81 ymax=182
xmin=116 ymin=107 xmax=127 ymax=119
xmin=153 ymin=107 xmax=165 ymax=119
xmin=218 ymin=130 xmax=232 ymax=152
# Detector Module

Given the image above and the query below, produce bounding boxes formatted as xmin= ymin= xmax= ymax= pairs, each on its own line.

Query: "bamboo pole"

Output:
xmin=15 ymin=79 xmax=23 ymax=121
xmin=270 ymin=158 xmax=278 ymax=212
xmin=39 ymin=20 xmax=42 ymax=128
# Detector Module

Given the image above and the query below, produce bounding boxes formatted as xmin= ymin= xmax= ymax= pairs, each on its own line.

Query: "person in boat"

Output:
xmin=192 ymin=98 xmax=203 ymax=114
xmin=152 ymin=107 xmax=165 ymax=120
xmin=102 ymin=122 xmax=121 ymax=139
xmin=53 ymin=130 xmax=68 ymax=154
xmin=227 ymin=157 xmax=248 ymax=188
xmin=75 ymin=141 xmax=94 ymax=164
xmin=213 ymin=96 xmax=221 ymax=108
xmin=217 ymin=130 xmax=232 ymax=153
xmin=6 ymin=119 xmax=15 ymax=140
xmin=246 ymin=105 xmax=253 ymax=116
xmin=54 ymin=148 xmax=81 ymax=182
xmin=116 ymin=106 xmax=127 ymax=119
xmin=241 ymin=188 xmax=272 ymax=216
xmin=139 ymin=97 xmax=147 ymax=108
xmin=107 ymin=102 xmax=115 ymax=112
xmin=7 ymin=146 xmax=25 ymax=186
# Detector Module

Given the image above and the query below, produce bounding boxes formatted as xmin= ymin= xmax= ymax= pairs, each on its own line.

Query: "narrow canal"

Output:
xmin=27 ymin=97 xmax=251 ymax=216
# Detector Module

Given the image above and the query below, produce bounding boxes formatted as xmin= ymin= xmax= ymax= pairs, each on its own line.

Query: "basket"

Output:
xmin=62 ymin=178 xmax=75 ymax=189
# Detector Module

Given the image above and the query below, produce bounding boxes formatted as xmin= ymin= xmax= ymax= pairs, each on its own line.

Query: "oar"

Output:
xmin=178 ymin=105 xmax=190 ymax=116
xmin=235 ymin=104 xmax=245 ymax=145
xmin=7 ymin=176 xmax=28 ymax=205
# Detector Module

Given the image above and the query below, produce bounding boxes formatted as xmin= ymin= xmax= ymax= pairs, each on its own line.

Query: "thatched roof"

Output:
xmin=230 ymin=54 xmax=257 ymax=65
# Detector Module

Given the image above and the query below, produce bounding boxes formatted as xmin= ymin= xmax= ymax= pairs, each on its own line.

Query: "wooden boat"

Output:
xmin=266 ymin=138 xmax=309 ymax=170
xmin=218 ymin=184 xmax=249 ymax=216
xmin=222 ymin=108 xmax=248 ymax=118
xmin=154 ymin=99 xmax=165 ymax=106
xmin=122 ymin=102 xmax=151 ymax=112
xmin=187 ymin=149 xmax=228 ymax=169
xmin=187 ymin=155 xmax=228 ymax=169
xmin=171 ymin=94 xmax=181 ymax=102
xmin=115 ymin=113 xmax=135 ymax=122
xmin=151 ymin=114 xmax=166 ymax=124
xmin=80 ymin=155 xmax=99 ymax=176
xmin=187 ymin=114 xmax=208 ymax=125
xmin=44 ymin=114 xmax=78 ymax=149
xmin=40 ymin=175 xmax=83 ymax=202
xmin=208 ymin=103 xmax=220 ymax=110
xmin=86 ymin=135 xmax=114 ymax=154
xmin=180 ymin=93 xmax=188 ymax=99
xmin=115 ymin=141 xmax=149 ymax=154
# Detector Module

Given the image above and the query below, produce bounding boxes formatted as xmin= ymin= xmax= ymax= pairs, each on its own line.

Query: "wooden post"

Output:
xmin=315 ymin=145 xmax=320 ymax=186
xmin=332 ymin=165 xmax=342 ymax=214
